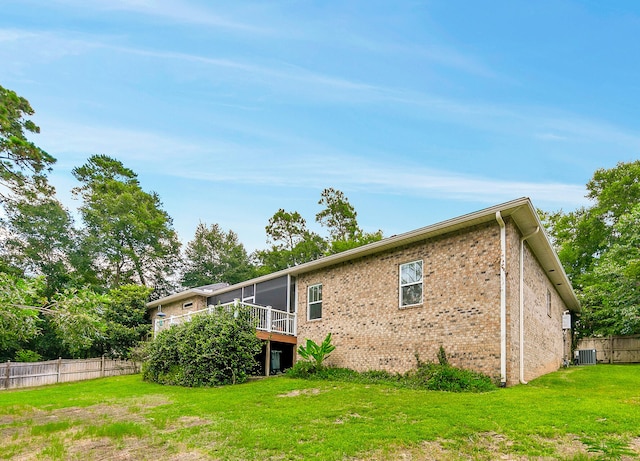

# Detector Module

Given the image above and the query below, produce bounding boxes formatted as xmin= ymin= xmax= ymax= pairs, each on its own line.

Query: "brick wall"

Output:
xmin=150 ymin=295 xmax=208 ymax=323
xmin=519 ymin=239 xmax=570 ymax=381
xmin=296 ymin=219 xmax=570 ymax=386
xmin=297 ymin=221 xmax=504 ymax=380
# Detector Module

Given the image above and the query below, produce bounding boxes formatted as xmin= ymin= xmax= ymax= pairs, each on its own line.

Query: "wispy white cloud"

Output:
xmin=51 ymin=0 xmax=269 ymax=33
xmin=38 ymin=116 xmax=588 ymax=210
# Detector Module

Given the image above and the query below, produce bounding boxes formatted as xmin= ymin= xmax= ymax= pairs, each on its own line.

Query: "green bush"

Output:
xmin=14 ymin=349 xmax=42 ymax=362
xmin=288 ymin=348 xmax=496 ymax=393
xmin=143 ymin=305 xmax=262 ymax=387
xmin=406 ymin=354 xmax=496 ymax=392
xmin=286 ymin=360 xmax=318 ymax=378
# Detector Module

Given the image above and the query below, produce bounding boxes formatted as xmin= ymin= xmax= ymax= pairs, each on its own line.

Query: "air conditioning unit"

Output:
xmin=577 ymin=349 xmax=597 ymax=365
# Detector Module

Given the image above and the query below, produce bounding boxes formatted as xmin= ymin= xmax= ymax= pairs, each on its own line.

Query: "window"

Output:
xmin=308 ymin=284 xmax=322 ymax=320
xmin=400 ymin=260 xmax=423 ymax=307
xmin=546 ymin=289 xmax=552 ymax=317
xmin=182 ymin=301 xmax=193 ymax=310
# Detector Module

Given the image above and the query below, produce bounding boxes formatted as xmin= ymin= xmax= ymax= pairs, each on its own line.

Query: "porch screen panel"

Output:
xmin=208 ymin=288 xmax=242 ymax=306
xmin=242 ymin=284 xmax=255 ymax=300
xmin=255 ymin=276 xmax=288 ymax=311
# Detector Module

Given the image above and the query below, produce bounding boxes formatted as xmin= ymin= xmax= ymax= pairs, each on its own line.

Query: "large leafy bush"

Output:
xmin=143 ymin=305 xmax=262 ymax=386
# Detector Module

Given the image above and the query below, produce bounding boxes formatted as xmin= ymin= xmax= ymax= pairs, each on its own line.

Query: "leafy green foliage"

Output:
xmin=2 ymin=193 xmax=75 ymax=297
xmin=406 ymin=359 xmax=496 ymax=393
xmin=297 ymin=333 xmax=335 ymax=370
xmin=14 ymin=349 xmax=42 ymax=362
xmin=72 ymin=155 xmax=181 ymax=290
xmin=182 ymin=222 xmax=256 ymax=287
xmin=95 ymin=285 xmax=152 ymax=358
xmin=257 ymin=189 xmax=382 ymax=272
xmin=49 ymin=287 xmax=108 ymax=357
xmin=437 ymin=344 xmax=449 ymax=366
xmin=0 ymin=84 xmax=56 ymax=199
xmin=257 ymin=208 xmax=327 ymax=272
xmin=290 ymin=348 xmax=495 ymax=393
xmin=543 ymin=161 xmax=640 ymax=337
xmin=316 ymin=188 xmax=383 ymax=254
xmin=143 ymin=305 xmax=262 ymax=386
xmin=0 ymin=273 xmax=44 ymax=354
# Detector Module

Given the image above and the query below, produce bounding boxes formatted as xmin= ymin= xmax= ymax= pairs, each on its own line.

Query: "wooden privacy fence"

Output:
xmin=576 ymin=335 xmax=640 ymax=364
xmin=1 ymin=357 xmax=140 ymax=390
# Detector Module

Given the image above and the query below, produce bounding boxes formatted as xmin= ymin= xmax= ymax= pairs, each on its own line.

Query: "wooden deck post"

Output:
xmin=265 ymin=340 xmax=271 ymax=377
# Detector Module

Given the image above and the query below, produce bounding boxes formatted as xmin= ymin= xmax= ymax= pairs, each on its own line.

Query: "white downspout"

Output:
xmin=495 ymin=212 xmax=507 ymax=387
xmin=519 ymin=227 xmax=540 ymax=385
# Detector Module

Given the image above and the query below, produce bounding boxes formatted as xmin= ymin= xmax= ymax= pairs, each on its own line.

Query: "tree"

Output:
xmin=0 ymin=273 xmax=44 ymax=357
xmin=94 ymin=284 xmax=152 ymax=358
xmin=48 ymin=287 xmax=108 ymax=358
xmin=72 ymin=155 xmax=181 ymax=291
xmin=0 ymin=84 xmax=56 ymax=200
xmin=315 ymin=188 xmax=383 ymax=254
xmin=575 ymin=205 xmax=640 ymax=337
xmin=256 ymin=209 xmax=326 ymax=272
xmin=182 ymin=223 xmax=255 ymax=287
xmin=543 ymin=161 xmax=640 ymax=337
xmin=2 ymin=192 xmax=75 ymax=297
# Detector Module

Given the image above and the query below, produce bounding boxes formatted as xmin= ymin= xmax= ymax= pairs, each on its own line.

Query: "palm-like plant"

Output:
xmin=297 ymin=333 xmax=335 ymax=369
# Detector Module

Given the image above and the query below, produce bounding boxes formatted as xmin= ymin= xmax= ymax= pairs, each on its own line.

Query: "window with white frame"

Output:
xmin=400 ymin=260 xmax=423 ymax=307
xmin=308 ymin=284 xmax=322 ymax=320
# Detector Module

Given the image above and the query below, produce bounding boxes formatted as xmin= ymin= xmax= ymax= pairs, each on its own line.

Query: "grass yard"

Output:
xmin=0 ymin=365 xmax=639 ymax=460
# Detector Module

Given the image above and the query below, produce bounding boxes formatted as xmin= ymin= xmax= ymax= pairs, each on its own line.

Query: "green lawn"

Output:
xmin=0 ymin=365 xmax=639 ymax=460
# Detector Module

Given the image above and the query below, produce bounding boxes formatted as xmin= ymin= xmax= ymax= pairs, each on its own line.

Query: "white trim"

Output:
xmin=308 ymin=283 xmax=323 ymax=320
xmin=399 ymin=259 xmax=423 ymax=308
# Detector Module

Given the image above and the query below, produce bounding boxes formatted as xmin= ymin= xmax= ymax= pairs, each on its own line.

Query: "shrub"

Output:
xmin=143 ymin=305 xmax=262 ymax=387
xmin=436 ymin=345 xmax=449 ymax=366
xmin=407 ymin=352 xmax=496 ymax=392
xmin=286 ymin=360 xmax=318 ymax=378
xmin=288 ymin=347 xmax=496 ymax=393
xmin=14 ymin=349 xmax=42 ymax=362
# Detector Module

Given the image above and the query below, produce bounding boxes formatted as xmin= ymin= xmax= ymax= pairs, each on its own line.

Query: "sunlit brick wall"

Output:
xmin=296 ymin=222 xmax=505 ymax=380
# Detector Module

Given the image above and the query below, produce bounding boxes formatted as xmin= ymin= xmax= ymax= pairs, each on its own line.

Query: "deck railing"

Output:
xmin=153 ymin=300 xmax=297 ymax=337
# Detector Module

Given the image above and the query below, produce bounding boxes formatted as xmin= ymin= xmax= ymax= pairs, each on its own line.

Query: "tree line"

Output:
xmin=1 ymin=83 xmax=638 ymax=362
xmin=0 ymin=84 xmax=381 ymax=361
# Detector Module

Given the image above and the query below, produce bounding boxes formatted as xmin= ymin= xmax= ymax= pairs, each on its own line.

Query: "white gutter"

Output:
xmin=495 ymin=211 xmax=507 ymax=387
xmin=519 ymin=226 xmax=540 ymax=385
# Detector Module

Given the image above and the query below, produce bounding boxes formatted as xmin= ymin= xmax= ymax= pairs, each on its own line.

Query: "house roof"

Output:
xmin=147 ymin=283 xmax=228 ymax=308
xmin=148 ymin=197 xmax=580 ymax=312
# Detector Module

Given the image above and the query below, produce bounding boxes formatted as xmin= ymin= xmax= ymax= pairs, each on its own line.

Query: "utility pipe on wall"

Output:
xmin=519 ymin=226 xmax=540 ymax=385
xmin=495 ymin=211 xmax=507 ymax=387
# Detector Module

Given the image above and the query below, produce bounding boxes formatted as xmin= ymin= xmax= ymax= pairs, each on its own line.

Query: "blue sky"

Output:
xmin=2 ymin=1 xmax=638 ymax=252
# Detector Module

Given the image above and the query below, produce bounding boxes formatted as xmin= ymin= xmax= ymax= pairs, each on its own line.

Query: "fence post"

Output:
xmin=57 ymin=357 xmax=62 ymax=383
xmin=101 ymin=355 xmax=105 ymax=378
xmin=4 ymin=361 xmax=10 ymax=389
xmin=609 ymin=336 xmax=614 ymax=364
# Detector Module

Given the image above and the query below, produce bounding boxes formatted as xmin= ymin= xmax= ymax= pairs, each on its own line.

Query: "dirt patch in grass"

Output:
xmin=352 ymin=432 xmax=623 ymax=461
xmin=0 ymin=395 xmax=216 ymax=461
xmin=277 ymin=388 xmax=322 ymax=398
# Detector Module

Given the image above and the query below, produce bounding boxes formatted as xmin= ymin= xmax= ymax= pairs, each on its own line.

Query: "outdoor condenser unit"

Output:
xmin=577 ymin=349 xmax=597 ymax=365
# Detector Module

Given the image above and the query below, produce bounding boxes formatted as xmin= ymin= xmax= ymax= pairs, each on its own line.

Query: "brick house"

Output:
xmin=148 ymin=197 xmax=579 ymax=386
